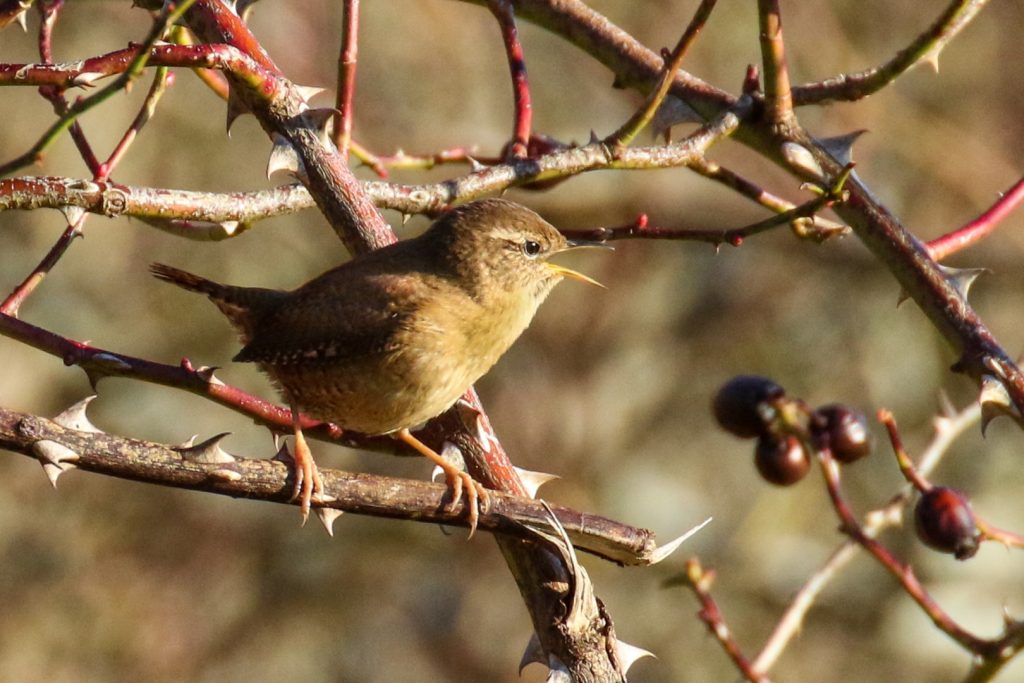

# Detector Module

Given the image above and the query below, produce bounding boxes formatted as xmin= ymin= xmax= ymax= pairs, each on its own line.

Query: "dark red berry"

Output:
xmin=713 ymin=375 xmax=785 ymax=438
xmin=754 ymin=435 xmax=811 ymax=486
xmin=814 ymin=404 xmax=873 ymax=463
xmin=914 ymin=487 xmax=980 ymax=560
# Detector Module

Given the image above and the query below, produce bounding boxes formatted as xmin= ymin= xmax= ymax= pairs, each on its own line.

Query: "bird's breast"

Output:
xmin=270 ymin=283 xmax=550 ymax=435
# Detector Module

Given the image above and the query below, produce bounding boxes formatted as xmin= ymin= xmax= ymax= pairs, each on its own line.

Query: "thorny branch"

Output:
xmin=2 ymin=0 xmax=1024 ymax=680
xmin=791 ymin=0 xmax=990 ymax=105
xmin=0 ymin=403 xmax=685 ymax=567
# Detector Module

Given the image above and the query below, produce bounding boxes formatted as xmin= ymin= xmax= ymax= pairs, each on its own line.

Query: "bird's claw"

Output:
xmin=443 ymin=470 xmax=491 ymax=539
xmin=288 ymin=433 xmax=325 ymax=526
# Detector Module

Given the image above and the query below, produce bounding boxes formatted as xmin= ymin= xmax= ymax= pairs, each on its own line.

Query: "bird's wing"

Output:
xmin=232 ymin=268 xmax=428 ymax=366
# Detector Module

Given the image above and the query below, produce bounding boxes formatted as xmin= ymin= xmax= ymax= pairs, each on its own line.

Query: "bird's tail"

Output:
xmin=150 ymin=263 xmax=229 ymax=298
xmin=150 ymin=263 xmax=285 ymax=344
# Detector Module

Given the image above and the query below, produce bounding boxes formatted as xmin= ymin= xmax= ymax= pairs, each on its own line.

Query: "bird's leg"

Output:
xmin=397 ymin=428 xmax=490 ymax=537
xmin=289 ymin=404 xmax=325 ymax=524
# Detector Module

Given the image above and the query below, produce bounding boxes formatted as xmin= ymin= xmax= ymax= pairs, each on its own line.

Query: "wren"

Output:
xmin=151 ymin=198 xmax=603 ymax=531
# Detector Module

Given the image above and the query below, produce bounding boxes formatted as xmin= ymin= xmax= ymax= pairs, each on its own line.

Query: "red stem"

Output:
xmin=36 ymin=0 xmax=102 ymax=175
xmin=333 ymin=0 xmax=359 ymax=158
xmin=100 ymin=69 xmax=174 ymax=178
xmin=926 ymin=176 xmax=1024 ymax=261
xmin=818 ymin=450 xmax=996 ymax=655
xmin=0 ymin=311 xmax=400 ymax=450
xmin=683 ymin=558 xmax=768 ymax=683
xmin=0 ymin=43 xmax=280 ymax=89
xmin=488 ymin=0 xmax=532 ymax=158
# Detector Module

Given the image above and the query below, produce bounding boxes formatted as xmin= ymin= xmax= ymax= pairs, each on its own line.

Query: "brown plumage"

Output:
xmin=151 ymin=198 xmax=603 ymax=530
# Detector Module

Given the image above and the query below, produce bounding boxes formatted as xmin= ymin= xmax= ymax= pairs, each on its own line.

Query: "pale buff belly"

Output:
xmin=270 ymin=289 xmax=540 ymax=435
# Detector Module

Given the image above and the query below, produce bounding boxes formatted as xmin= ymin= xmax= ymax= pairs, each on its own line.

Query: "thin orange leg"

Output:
xmin=290 ymin=405 xmax=325 ymax=524
xmin=398 ymin=428 xmax=490 ymax=537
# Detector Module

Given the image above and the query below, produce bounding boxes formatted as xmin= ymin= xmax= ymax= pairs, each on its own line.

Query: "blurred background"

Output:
xmin=2 ymin=1 xmax=1024 ymax=681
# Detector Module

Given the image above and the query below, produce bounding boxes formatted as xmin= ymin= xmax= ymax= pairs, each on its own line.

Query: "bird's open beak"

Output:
xmin=545 ymin=262 xmax=604 ymax=287
xmin=546 ymin=238 xmax=611 ymax=287
xmin=565 ymin=238 xmax=614 ymax=251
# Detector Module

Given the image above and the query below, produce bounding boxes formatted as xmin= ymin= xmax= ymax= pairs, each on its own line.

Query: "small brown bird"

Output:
xmin=151 ymin=199 xmax=603 ymax=530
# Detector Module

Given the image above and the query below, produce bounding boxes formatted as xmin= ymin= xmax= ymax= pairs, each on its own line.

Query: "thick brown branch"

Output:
xmin=0 ymin=405 xmax=669 ymax=566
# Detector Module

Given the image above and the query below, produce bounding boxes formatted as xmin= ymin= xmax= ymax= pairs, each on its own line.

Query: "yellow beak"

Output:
xmin=545 ymin=262 xmax=605 ymax=288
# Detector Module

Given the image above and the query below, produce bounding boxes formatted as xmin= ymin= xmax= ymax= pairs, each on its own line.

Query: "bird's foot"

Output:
xmin=441 ymin=468 xmax=491 ymax=539
xmin=289 ymin=427 xmax=325 ymax=525
xmin=398 ymin=428 xmax=491 ymax=538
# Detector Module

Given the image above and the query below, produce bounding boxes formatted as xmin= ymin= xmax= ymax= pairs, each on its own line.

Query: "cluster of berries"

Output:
xmin=712 ymin=376 xmax=980 ymax=560
xmin=712 ymin=375 xmax=871 ymax=486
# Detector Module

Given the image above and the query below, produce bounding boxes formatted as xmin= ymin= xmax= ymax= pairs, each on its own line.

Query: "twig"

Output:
xmin=792 ymin=0 xmax=990 ymax=105
xmin=171 ymin=26 xmax=231 ymax=99
xmin=0 ymin=0 xmax=196 ymax=177
xmin=349 ymin=142 xmax=479 ymax=178
xmin=101 ymin=67 xmax=174 ymax=178
xmin=333 ymin=0 xmax=359 ymax=157
xmin=751 ymin=398 xmax=981 ymax=674
xmin=689 ymin=156 xmax=848 ymax=234
xmin=35 ymin=0 xmax=102 ymax=176
xmin=927 ymin=176 xmax=1024 ymax=262
xmin=606 ymin=0 xmax=717 ymax=147
xmin=0 ymin=311 xmax=382 ymax=448
xmin=881 ymin=409 xmax=1024 ymax=552
xmin=487 ymin=0 xmax=532 ymax=158
xmin=756 ymin=0 xmax=795 ymax=130
xmin=2 ymin=64 xmax=175 ymax=315
xmin=674 ymin=558 xmax=769 ymax=683
xmin=817 ymin=446 xmax=1008 ymax=657
xmin=561 ymin=185 xmax=843 ymax=248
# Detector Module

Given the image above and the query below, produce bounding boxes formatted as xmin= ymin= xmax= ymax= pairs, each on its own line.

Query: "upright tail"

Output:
xmin=150 ymin=263 xmax=229 ymax=298
xmin=150 ymin=263 xmax=285 ymax=344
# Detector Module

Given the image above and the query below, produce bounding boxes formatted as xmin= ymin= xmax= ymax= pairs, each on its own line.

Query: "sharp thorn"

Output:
xmin=940 ymin=265 xmax=989 ymax=300
xmin=518 ymin=633 xmax=546 ymax=674
xmin=513 ymin=466 xmax=560 ymax=498
xmin=648 ymin=517 xmax=713 ymax=564
xmin=615 ymin=638 xmax=656 ymax=673
xmin=71 ymin=72 xmax=106 ymax=88
xmin=649 ymin=95 xmax=702 ymax=140
xmin=979 ymin=374 xmax=1021 ymax=435
xmin=194 ymin=365 xmax=224 ymax=385
xmin=267 ymin=134 xmax=303 ymax=179
xmin=544 ymin=655 xmax=572 ymax=683
xmin=225 ymin=88 xmax=250 ymax=136
xmin=302 ymin=107 xmax=340 ymax=141
xmin=818 ymin=130 xmax=867 ymax=166
xmin=52 ymin=395 xmax=101 ymax=433
xmin=316 ymin=507 xmax=345 ymax=536
xmin=33 ymin=440 xmax=80 ymax=488
xmin=295 ymin=85 xmax=326 ymax=104
xmin=175 ymin=432 xmax=236 ymax=464
xmin=59 ymin=204 xmax=86 ymax=225
xmin=272 ymin=442 xmax=294 ymax=464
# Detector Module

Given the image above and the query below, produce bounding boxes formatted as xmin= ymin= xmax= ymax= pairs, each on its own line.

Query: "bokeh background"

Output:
xmin=2 ymin=1 xmax=1024 ymax=681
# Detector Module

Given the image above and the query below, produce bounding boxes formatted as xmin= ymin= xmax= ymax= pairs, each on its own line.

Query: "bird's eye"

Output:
xmin=522 ymin=240 xmax=542 ymax=257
